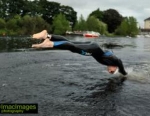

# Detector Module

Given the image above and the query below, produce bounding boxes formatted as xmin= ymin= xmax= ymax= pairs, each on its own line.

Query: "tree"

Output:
xmin=20 ymin=15 xmax=51 ymax=35
xmin=0 ymin=0 xmax=8 ymax=19
xmin=33 ymin=16 xmax=51 ymax=33
xmin=86 ymin=16 xmax=107 ymax=34
xmin=39 ymin=0 xmax=60 ymax=24
xmin=0 ymin=18 xmax=5 ymax=29
xmin=52 ymin=13 xmax=71 ymax=35
xmin=0 ymin=0 xmax=77 ymax=29
xmin=0 ymin=0 xmax=28 ymax=20
xmin=98 ymin=21 xmax=107 ymax=35
xmin=89 ymin=8 xmax=103 ymax=21
xmin=0 ymin=18 xmax=6 ymax=35
xmin=115 ymin=17 xmax=139 ymax=37
xmin=73 ymin=15 xmax=87 ymax=31
xmin=102 ymin=9 xmax=123 ymax=33
xmin=127 ymin=17 xmax=139 ymax=36
xmin=6 ymin=15 xmax=22 ymax=35
xmin=25 ymin=0 xmax=42 ymax=16
xmin=60 ymin=5 xmax=77 ymax=28
xmin=19 ymin=15 xmax=35 ymax=35
xmin=115 ymin=19 xmax=128 ymax=36
xmin=3 ymin=15 xmax=51 ymax=35
xmin=38 ymin=0 xmax=77 ymax=27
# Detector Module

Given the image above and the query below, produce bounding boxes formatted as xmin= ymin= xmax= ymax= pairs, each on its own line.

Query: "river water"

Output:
xmin=0 ymin=36 xmax=150 ymax=116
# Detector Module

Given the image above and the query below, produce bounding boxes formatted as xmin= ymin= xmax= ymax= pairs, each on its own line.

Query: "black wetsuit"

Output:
xmin=49 ymin=35 xmax=127 ymax=75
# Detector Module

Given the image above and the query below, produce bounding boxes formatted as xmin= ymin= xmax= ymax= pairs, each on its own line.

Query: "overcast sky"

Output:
xmin=51 ymin=0 xmax=150 ymax=28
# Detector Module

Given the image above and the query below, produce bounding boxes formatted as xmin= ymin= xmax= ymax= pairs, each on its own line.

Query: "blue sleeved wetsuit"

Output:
xmin=49 ymin=35 xmax=127 ymax=75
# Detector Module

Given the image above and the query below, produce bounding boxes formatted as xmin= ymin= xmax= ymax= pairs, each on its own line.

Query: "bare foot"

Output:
xmin=32 ymin=39 xmax=54 ymax=48
xmin=32 ymin=30 xmax=48 ymax=39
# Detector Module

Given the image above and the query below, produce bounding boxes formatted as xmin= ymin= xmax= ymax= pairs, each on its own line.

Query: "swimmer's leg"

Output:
xmin=32 ymin=30 xmax=92 ymax=43
xmin=32 ymin=38 xmax=95 ymax=55
xmin=72 ymin=41 xmax=91 ymax=44
xmin=32 ymin=39 xmax=81 ymax=54
xmin=32 ymin=31 xmax=103 ymax=55
xmin=50 ymin=35 xmax=93 ymax=44
xmin=50 ymin=35 xmax=69 ymax=41
xmin=53 ymin=41 xmax=105 ymax=56
xmin=32 ymin=30 xmax=70 ymax=42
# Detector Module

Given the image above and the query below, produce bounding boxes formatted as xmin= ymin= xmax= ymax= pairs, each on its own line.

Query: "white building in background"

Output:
xmin=144 ymin=17 xmax=150 ymax=29
xmin=140 ymin=17 xmax=150 ymax=37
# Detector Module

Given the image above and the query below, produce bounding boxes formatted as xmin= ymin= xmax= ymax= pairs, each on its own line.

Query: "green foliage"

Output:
xmin=0 ymin=0 xmax=139 ymax=36
xmin=0 ymin=18 xmax=6 ymax=29
xmin=0 ymin=0 xmax=77 ymax=28
xmin=99 ymin=21 xmax=108 ymax=35
xmin=127 ymin=17 xmax=139 ymax=37
xmin=6 ymin=15 xmax=21 ymax=35
xmin=0 ymin=0 xmax=28 ymax=19
xmin=21 ymin=15 xmax=36 ymax=35
xmin=73 ymin=15 xmax=87 ymax=31
xmin=52 ymin=13 xmax=71 ymax=35
xmin=0 ymin=18 xmax=6 ymax=35
xmin=86 ymin=16 xmax=100 ymax=32
xmin=89 ymin=8 xmax=103 ymax=21
xmin=0 ymin=15 xmax=51 ymax=36
xmin=74 ymin=15 xmax=107 ymax=35
xmin=21 ymin=15 xmax=51 ymax=35
xmin=60 ymin=5 xmax=77 ymax=28
xmin=39 ymin=0 xmax=61 ymax=24
xmin=115 ymin=17 xmax=139 ymax=37
xmin=35 ymin=0 xmax=77 ymax=27
xmin=86 ymin=16 xmax=107 ymax=34
xmin=102 ymin=9 xmax=123 ymax=33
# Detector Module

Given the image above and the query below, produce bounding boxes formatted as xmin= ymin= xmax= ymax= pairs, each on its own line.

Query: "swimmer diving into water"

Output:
xmin=32 ymin=30 xmax=127 ymax=75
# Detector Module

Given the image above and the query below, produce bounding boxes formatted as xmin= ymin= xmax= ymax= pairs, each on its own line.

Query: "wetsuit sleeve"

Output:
xmin=117 ymin=59 xmax=127 ymax=75
xmin=100 ymin=55 xmax=127 ymax=75
xmin=51 ymin=35 xmax=92 ymax=44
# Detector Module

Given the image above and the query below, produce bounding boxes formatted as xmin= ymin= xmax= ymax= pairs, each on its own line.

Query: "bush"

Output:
xmin=52 ymin=13 xmax=71 ymax=35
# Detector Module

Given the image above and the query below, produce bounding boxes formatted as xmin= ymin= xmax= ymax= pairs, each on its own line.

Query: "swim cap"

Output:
xmin=113 ymin=67 xmax=119 ymax=74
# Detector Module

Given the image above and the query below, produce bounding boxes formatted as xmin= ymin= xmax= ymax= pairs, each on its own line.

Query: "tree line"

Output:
xmin=75 ymin=9 xmax=139 ymax=37
xmin=0 ymin=0 xmax=139 ymax=37
xmin=0 ymin=0 xmax=76 ymax=35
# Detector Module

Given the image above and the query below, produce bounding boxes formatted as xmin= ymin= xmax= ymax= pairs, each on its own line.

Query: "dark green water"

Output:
xmin=0 ymin=36 xmax=150 ymax=116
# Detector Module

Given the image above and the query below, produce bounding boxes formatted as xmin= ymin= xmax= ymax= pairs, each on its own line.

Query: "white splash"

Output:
xmin=125 ymin=67 xmax=150 ymax=83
